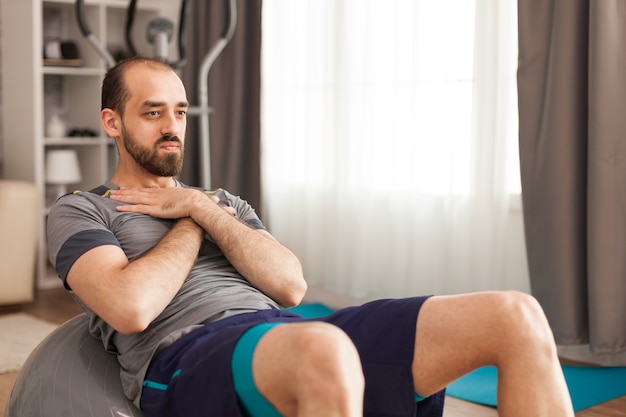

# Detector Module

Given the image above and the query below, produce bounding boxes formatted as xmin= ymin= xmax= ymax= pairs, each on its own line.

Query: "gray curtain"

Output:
xmin=518 ymin=0 xmax=626 ymax=365
xmin=180 ymin=0 xmax=262 ymax=213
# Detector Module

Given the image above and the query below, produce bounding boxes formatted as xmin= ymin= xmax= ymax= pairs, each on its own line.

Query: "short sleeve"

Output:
xmin=47 ymin=193 xmax=121 ymax=287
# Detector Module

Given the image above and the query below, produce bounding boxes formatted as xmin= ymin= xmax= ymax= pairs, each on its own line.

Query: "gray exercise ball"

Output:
xmin=5 ymin=314 xmax=143 ymax=417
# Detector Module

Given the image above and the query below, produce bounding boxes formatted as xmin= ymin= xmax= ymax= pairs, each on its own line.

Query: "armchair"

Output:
xmin=0 ymin=180 xmax=39 ymax=305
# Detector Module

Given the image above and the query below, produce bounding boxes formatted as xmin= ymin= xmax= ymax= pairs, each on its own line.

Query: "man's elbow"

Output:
xmin=107 ymin=304 xmax=157 ymax=335
xmin=279 ymin=276 xmax=308 ymax=308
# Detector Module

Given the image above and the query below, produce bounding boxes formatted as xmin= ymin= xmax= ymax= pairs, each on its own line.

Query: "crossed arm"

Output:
xmin=66 ymin=187 xmax=306 ymax=334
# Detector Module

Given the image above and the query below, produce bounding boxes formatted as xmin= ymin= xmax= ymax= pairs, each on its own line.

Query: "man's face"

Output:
xmin=119 ymin=66 xmax=189 ymax=177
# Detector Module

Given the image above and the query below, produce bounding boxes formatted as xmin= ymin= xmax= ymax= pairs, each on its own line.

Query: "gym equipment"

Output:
xmin=75 ymin=0 xmax=238 ymax=189
xmin=4 ymin=314 xmax=144 ymax=417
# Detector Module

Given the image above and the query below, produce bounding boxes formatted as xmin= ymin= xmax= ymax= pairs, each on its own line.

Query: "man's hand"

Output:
xmin=109 ymin=187 xmax=236 ymax=218
xmin=112 ymin=186 xmax=307 ymax=307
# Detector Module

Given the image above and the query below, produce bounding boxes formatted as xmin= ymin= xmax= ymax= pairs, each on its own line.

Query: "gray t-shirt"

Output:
xmin=47 ymin=181 xmax=280 ymax=406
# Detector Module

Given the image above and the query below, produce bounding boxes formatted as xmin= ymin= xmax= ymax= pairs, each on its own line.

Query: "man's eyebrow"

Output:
xmin=141 ymin=100 xmax=189 ymax=108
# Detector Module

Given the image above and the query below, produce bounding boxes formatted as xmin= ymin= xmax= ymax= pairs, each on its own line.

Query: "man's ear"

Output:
xmin=100 ymin=108 xmax=120 ymax=138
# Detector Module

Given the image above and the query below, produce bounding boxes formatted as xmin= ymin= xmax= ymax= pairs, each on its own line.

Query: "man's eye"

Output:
xmin=146 ymin=111 xmax=159 ymax=117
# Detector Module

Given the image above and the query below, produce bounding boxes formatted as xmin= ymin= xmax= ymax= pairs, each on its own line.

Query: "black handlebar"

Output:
xmin=124 ymin=0 xmax=139 ymax=58
xmin=175 ymin=0 xmax=189 ymax=69
xmin=77 ymin=0 xmax=210 ymax=70
xmin=75 ymin=0 xmax=91 ymax=37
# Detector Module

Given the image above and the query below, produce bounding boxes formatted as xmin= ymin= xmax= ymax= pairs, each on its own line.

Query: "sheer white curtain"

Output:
xmin=261 ymin=0 xmax=529 ymax=300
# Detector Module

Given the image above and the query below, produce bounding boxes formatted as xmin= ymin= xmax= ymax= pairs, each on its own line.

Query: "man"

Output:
xmin=47 ymin=57 xmax=574 ymax=417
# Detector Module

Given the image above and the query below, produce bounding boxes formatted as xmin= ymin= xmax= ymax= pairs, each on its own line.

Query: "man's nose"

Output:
xmin=161 ymin=111 xmax=185 ymax=136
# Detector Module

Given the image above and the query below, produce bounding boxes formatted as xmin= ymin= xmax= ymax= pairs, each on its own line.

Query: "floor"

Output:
xmin=1 ymin=288 xmax=625 ymax=416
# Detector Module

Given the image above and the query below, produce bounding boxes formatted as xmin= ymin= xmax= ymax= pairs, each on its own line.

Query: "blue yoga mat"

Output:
xmin=287 ymin=302 xmax=335 ymax=318
xmin=446 ymin=364 xmax=626 ymax=412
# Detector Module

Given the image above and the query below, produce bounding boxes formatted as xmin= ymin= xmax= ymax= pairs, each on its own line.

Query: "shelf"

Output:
xmin=44 ymin=0 xmax=160 ymax=11
xmin=1 ymin=0 xmax=171 ymax=290
xmin=43 ymin=58 xmax=82 ymax=67
xmin=44 ymin=136 xmax=113 ymax=145
xmin=43 ymin=65 xmax=104 ymax=76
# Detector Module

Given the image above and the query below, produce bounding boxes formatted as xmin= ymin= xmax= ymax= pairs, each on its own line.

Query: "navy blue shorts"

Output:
xmin=140 ymin=297 xmax=445 ymax=417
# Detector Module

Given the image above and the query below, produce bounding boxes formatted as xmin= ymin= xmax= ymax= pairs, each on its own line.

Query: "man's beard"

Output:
xmin=121 ymin=127 xmax=184 ymax=177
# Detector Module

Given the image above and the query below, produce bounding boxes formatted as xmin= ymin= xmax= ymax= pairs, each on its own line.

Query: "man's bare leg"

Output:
xmin=252 ymin=321 xmax=364 ymax=417
xmin=412 ymin=291 xmax=574 ymax=417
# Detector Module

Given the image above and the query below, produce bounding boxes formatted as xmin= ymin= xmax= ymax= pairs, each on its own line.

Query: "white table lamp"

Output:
xmin=46 ymin=149 xmax=82 ymax=199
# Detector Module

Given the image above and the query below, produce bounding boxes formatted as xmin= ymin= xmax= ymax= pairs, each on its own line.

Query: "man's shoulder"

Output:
xmin=178 ymin=181 xmax=227 ymax=195
xmin=178 ymin=183 xmax=237 ymax=202
xmin=86 ymin=184 xmax=112 ymax=196
xmin=49 ymin=184 xmax=117 ymax=215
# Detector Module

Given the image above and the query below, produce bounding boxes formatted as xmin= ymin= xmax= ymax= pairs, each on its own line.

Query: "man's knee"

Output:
xmin=292 ymin=323 xmax=365 ymax=396
xmin=253 ymin=322 xmax=364 ymax=414
xmin=494 ymin=291 xmax=556 ymax=357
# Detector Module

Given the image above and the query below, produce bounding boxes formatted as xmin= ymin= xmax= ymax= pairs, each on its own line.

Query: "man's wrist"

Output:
xmin=176 ymin=216 xmax=202 ymax=233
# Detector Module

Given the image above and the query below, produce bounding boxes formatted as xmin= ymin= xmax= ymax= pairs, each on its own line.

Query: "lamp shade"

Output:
xmin=45 ymin=149 xmax=82 ymax=185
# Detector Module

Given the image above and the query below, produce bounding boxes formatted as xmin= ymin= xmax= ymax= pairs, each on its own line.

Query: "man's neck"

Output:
xmin=110 ymin=170 xmax=176 ymax=189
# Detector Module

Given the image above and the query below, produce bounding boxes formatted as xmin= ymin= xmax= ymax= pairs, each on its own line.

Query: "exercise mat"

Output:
xmin=446 ymin=364 xmax=626 ymax=411
xmin=287 ymin=302 xmax=335 ymax=318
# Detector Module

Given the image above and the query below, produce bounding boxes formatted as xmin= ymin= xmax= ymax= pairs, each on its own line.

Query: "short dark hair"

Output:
xmin=101 ymin=56 xmax=174 ymax=115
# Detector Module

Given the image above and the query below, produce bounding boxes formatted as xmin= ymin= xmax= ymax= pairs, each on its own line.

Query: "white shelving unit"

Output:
xmin=1 ymin=0 xmax=172 ymax=288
